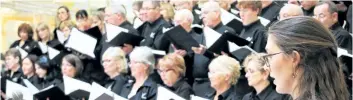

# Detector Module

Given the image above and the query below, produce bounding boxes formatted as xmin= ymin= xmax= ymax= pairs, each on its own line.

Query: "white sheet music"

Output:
xmin=157 ymin=86 xmax=186 ymax=100
xmin=228 ymin=41 xmax=256 ymax=53
xmin=105 ymin=23 xmax=129 ymax=42
xmin=258 ymin=17 xmax=270 ymax=26
xmin=221 ymin=9 xmax=236 ymax=25
xmin=204 ymin=27 xmax=222 ymax=48
xmin=56 ymin=30 xmax=66 ymax=44
xmin=230 ymin=9 xmax=239 ymax=15
xmin=133 ymin=18 xmax=144 ymax=29
xmin=65 ymin=28 xmax=97 ymax=58
xmin=190 ymin=95 xmax=208 ymax=100
xmin=89 ymin=82 xmax=127 ymax=100
xmin=16 ymin=46 xmax=28 ymax=59
xmin=63 ymin=75 xmax=91 ymax=95
xmin=6 ymin=80 xmax=33 ymax=100
xmin=23 ymin=79 xmax=39 ymax=93
xmin=337 ymin=47 xmax=353 ymax=58
xmin=47 ymin=46 xmax=60 ymax=60
xmin=194 ymin=9 xmax=201 ymax=15
xmin=151 ymin=49 xmax=166 ymax=55
xmin=38 ymin=42 xmax=48 ymax=53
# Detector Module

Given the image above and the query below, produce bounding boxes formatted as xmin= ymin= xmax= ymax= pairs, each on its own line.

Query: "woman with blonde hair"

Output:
xmin=102 ymin=47 xmax=130 ymax=95
xmin=157 ymin=53 xmax=193 ymax=99
xmin=242 ymin=53 xmax=289 ymax=100
xmin=206 ymin=55 xmax=242 ymax=100
xmin=160 ymin=2 xmax=175 ymax=25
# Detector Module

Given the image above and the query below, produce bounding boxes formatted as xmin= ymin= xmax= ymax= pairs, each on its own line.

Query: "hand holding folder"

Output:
xmin=164 ymin=25 xmax=200 ymax=52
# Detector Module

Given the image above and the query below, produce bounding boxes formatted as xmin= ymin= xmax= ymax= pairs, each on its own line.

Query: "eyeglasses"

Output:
xmin=157 ymin=68 xmax=174 ymax=74
xmin=261 ymin=52 xmax=285 ymax=68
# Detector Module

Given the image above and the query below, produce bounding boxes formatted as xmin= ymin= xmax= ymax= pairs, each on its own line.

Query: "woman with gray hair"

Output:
xmin=119 ymin=46 xmax=158 ymax=100
xmin=102 ymin=47 xmax=130 ymax=95
xmin=206 ymin=55 xmax=242 ymax=100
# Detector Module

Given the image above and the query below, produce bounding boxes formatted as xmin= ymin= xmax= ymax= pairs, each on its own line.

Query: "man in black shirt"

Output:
xmin=300 ymin=0 xmax=319 ymax=16
xmin=238 ymin=1 xmax=267 ymax=53
xmin=314 ymin=1 xmax=352 ymax=50
xmin=1 ymin=48 xmax=23 ymax=99
xmin=140 ymin=0 xmax=172 ymax=52
xmin=102 ymin=5 xmax=140 ymax=57
xmin=191 ymin=1 xmax=236 ymax=97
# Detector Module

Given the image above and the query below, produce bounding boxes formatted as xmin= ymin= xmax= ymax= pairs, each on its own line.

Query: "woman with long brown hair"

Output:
xmin=264 ymin=16 xmax=349 ymax=100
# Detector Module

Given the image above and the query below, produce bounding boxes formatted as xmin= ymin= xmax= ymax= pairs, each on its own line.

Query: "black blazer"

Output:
xmin=104 ymin=74 xmax=130 ymax=95
xmin=164 ymin=78 xmax=193 ymax=99
xmin=120 ymin=76 xmax=158 ymax=100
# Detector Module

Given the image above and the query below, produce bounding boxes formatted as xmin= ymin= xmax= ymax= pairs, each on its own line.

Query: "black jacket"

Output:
xmin=206 ymin=86 xmax=243 ymax=100
xmin=140 ymin=16 xmax=172 ymax=52
xmin=164 ymin=78 xmax=193 ymax=99
xmin=330 ymin=22 xmax=352 ymax=50
xmin=239 ymin=20 xmax=267 ymax=53
xmin=9 ymin=40 xmax=42 ymax=56
xmin=120 ymin=77 xmax=158 ymax=100
xmin=242 ymin=84 xmax=290 ymax=100
xmin=104 ymin=74 xmax=131 ymax=95
xmin=260 ymin=2 xmax=281 ymax=23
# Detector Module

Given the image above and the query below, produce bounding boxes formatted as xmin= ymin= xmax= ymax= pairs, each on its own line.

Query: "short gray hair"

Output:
xmin=108 ymin=4 xmax=126 ymax=18
xmin=129 ymin=46 xmax=155 ymax=74
xmin=175 ymin=9 xmax=194 ymax=23
xmin=316 ymin=1 xmax=338 ymax=14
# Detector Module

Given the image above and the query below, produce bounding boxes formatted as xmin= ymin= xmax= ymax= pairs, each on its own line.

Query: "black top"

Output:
xmin=260 ymin=2 xmax=281 ymax=23
xmin=242 ymin=84 xmax=290 ymax=100
xmin=120 ymin=77 xmax=158 ymax=100
xmin=1 ymin=67 xmax=23 ymax=93
xmin=165 ymin=78 xmax=193 ymax=99
xmin=140 ymin=16 xmax=172 ymax=51
xmin=20 ymin=75 xmax=40 ymax=87
xmin=9 ymin=40 xmax=41 ymax=56
xmin=347 ymin=5 xmax=352 ymax=33
xmin=104 ymin=74 xmax=130 ymax=95
xmin=206 ymin=86 xmax=242 ymax=100
xmin=192 ymin=10 xmax=202 ymax=25
xmin=330 ymin=22 xmax=352 ymax=50
xmin=302 ymin=6 xmax=315 ymax=16
xmin=239 ymin=20 xmax=267 ymax=53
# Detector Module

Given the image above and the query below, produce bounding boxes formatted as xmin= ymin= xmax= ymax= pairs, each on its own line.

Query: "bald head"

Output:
xmin=279 ymin=4 xmax=304 ymax=20
xmin=202 ymin=1 xmax=221 ymax=13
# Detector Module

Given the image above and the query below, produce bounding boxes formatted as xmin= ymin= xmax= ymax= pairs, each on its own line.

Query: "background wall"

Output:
xmin=0 ymin=0 xmax=136 ymax=54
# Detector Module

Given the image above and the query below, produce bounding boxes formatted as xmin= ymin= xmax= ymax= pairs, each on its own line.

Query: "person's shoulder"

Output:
xmin=241 ymin=92 xmax=252 ymax=100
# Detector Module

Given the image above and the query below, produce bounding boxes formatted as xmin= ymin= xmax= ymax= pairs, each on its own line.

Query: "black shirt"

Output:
xmin=140 ymin=16 xmax=172 ymax=52
xmin=104 ymin=74 xmax=130 ymax=95
xmin=10 ymin=40 xmax=41 ymax=56
xmin=242 ymin=84 xmax=290 ymax=100
xmin=206 ymin=86 xmax=242 ymax=100
xmin=330 ymin=22 xmax=352 ymax=50
xmin=165 ymin=78 xmax=193 ymax=99
xmin=260 ymin=2 xmax=281 ymax=23
xmin=120 ymin=77 xmax=158 ymax=100
xmin=302 ymin=6 xmax=315 ymax=16
xmin=1 ymin=67 xmax=23 ymax=93
xmin=239 ymin=20 xmax=267 ymax=53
